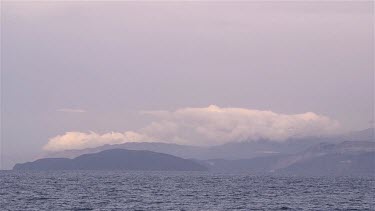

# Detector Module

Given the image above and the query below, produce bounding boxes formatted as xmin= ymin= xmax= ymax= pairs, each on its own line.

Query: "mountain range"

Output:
xmin=200 ymin=140 xmax=375 ymax=176
xmin=15 ymin=128 xmax=374 ymax=175
xmin=40 ymin=128 xmax=374 ymax=160
xmin=14 ymin=149 xmax=207 ymax=171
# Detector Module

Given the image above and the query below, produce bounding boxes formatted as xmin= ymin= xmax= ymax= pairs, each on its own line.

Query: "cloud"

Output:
xmin=43 ymin=131 xmax=152 ymax=151
xmin=44 ymin=105 xmax=340 ymax=151
xmin=57 ymin=108 xmax=87 ymax=113
xmin=140 ymin=105 xmax=340 ymax=145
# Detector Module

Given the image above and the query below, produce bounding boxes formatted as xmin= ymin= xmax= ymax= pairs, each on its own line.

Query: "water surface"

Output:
xmin=1 ymin=171 xmax=374 ymax=210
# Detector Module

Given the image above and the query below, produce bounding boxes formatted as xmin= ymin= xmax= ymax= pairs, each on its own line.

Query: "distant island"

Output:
xmin=13 ymin=149 xmax=207 ymax=171
xmin=13 ymin=128 xmax=375 ymax=175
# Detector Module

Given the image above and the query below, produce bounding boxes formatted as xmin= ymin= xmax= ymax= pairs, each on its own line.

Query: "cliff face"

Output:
xmin=13 ymin=149 xmax=207 ymax=171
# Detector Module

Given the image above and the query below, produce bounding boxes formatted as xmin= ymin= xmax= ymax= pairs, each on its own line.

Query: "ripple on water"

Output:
xmin=0 ymin=171 xmax=374 ymax=210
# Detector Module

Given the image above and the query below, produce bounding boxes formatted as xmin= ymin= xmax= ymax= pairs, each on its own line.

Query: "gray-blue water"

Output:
xmin=1 ymin=171 xmax=374 ymax=210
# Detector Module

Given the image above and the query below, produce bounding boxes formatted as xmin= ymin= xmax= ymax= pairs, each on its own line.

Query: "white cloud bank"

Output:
xmin=43 ymin=131 xmax=152 ymax=151
xmin=43 ymin=105 xmax=340 ymax=151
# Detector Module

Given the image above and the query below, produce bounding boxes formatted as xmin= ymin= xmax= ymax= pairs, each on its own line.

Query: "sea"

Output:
xmin=1 ymin=171 xmax=374 ymax=210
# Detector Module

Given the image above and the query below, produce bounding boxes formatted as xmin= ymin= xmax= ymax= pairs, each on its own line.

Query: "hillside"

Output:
xmin=13 ymin=149 xmax=207 ymax=171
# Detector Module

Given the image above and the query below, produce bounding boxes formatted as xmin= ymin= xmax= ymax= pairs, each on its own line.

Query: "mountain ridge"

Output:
xmin=39 ymin=128 xmax=374 ymax=161
xmin=201 ymin=140 xmax=375 ymax=176
xmin=14 ymin=149 xmax=207 ymax=171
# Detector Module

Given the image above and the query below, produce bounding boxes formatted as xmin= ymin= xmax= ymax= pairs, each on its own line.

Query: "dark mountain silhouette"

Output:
xmin=13 ymin=149 xmax=207 ymax=171
xmin=40 ymin=142 xmax=207 ymax=160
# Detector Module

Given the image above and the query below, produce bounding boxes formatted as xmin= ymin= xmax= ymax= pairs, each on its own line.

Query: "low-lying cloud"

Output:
xmin=44 ymin=105 xmax=340 ymax=151
xmin=43 ymin=131 xmax=151 ymax=151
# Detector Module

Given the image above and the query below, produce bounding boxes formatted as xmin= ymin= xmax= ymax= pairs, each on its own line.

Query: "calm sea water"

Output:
xmin=1 ymin=171 xmax=374 ymax=210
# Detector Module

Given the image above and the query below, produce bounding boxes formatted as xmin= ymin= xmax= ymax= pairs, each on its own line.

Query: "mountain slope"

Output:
xmin=200 ymin=140 xmax=375 ymax=175
xmin=279 ymin=152 xmax=375 ymax=176
xmin=14 ymin=149 xmax=207 ymax=171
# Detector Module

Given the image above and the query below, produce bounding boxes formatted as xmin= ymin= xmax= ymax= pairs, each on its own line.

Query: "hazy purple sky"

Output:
xmin=1 ymin=1 xmax=374 ymax=169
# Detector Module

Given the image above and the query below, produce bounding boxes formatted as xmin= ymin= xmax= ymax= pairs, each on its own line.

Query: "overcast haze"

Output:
xmin=1 ymin=1 xmax=374 ymax=169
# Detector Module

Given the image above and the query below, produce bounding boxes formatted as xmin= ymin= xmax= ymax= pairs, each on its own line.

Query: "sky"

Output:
xmin=1 ymin=1 xmax=374 ymax=169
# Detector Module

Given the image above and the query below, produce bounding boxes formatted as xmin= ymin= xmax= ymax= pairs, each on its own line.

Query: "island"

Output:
xmin=13 ymin=149 xmax=207 ymax=171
